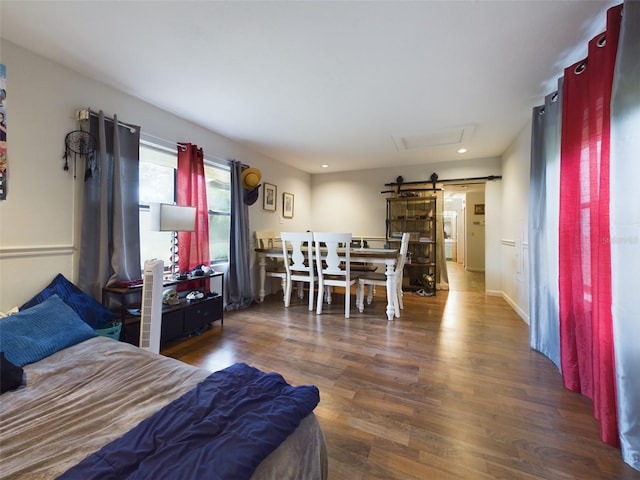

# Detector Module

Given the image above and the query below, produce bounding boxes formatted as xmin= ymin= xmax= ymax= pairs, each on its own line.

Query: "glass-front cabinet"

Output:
xmin=386 ymin=189 xmax=438 ymax=296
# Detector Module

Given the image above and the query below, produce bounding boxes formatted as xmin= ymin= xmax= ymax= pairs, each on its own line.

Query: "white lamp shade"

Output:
xmin=150 ymin=203 xmax=196 ymax=232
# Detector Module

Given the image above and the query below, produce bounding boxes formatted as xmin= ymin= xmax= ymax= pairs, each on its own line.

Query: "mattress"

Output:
xmin=0 ymin=337 xmax=327 ymax=479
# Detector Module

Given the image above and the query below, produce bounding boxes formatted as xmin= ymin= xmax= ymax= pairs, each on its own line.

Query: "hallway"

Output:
xmin=445 ymin=260 xmax=485 ymax=294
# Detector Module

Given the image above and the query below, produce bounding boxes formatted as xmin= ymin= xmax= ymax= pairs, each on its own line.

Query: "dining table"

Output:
xmin=254 ymin=246 xmax=400 ymax=321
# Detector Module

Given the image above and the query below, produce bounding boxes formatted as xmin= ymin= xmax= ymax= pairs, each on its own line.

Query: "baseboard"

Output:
xmin=501 ymin=291 xmax=529 ymax=324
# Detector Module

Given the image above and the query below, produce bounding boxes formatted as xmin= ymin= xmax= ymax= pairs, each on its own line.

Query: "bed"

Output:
xmin=0 ymin=294 xmax=328 ymax=479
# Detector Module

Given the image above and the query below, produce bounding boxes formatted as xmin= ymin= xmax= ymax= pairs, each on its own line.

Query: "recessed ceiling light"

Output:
xmin=457 ymin=148 xmax=467 ymax=154
xmin=321 ymin=164 xmax=329 ymax=168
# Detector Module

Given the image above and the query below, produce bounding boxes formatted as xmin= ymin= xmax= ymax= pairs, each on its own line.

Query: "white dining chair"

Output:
xmin=357 ymin=232 xmax=410 ymax=317
xmin=255 ymin=230 xmax=286 ymax=299
xmin=313 ymin=232 xmax=360 ymax=318
xmin=281 ymin=231 xmax=316 ymax=311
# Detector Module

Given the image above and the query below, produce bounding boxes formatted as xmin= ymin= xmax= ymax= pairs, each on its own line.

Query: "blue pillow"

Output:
xmin=20 ymin=273 xmax=114 ymax=328
xmin=0 ymin=295 xmax=97 ymax=367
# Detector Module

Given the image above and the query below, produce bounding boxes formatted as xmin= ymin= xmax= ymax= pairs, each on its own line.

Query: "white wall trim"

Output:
xmin=501 ymin=291 xmax=529 ymax=324
xmin=0 ymin=245 xmax=75 ymax=259
xmin=500 ymin=239 xmax=516 ymax=247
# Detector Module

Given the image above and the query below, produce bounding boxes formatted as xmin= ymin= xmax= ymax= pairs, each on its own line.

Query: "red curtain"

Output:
xmin=558 ymin=5 xmax=621 ymax=447
xmin=177 ymin=143 xmax=211 ymax=289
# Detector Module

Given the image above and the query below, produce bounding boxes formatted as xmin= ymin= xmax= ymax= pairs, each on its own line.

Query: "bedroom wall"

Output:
xmin=0 ymin=40 xmax=310 ymax=311
xmin=499 ymin=120 xmax=532 ymax=322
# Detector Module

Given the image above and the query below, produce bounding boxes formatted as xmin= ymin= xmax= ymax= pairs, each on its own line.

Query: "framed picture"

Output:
xmin=474 ymin=204 xmax=485 ymax=215
xmin=263 ymin=182 xmax=277 ymax=211
xmin=283 ymin=192 xmax=294 ymax=218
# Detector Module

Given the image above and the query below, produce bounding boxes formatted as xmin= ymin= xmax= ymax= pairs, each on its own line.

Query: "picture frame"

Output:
xmin=263 ymin=182 xmax=277 ymax=211
xmin=283 ymin=192 xmax=294 ymax=219
xmin=474 ymin=203 xmax=485 ymax=215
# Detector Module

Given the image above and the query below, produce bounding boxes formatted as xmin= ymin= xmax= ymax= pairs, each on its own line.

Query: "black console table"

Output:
xmin=102 ymin=271 xmax=223 ymax=346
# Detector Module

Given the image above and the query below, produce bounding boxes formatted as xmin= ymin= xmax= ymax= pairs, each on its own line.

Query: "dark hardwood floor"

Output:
xmin=162 ymin=262 xmax=639 ymax=480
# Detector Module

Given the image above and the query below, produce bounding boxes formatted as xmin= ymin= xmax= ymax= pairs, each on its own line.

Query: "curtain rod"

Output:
xmin=140 ymin=132 xmax=238 ymax=167
xmin=79 ymin=111 xmax=245 ymax=168
xmin=77 ymin=108 xmax=138 ymax=133
xmin=141 ymin=133 xmax=187 ymax=152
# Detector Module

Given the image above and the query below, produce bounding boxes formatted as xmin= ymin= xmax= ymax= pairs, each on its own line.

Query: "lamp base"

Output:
xmin=169 ymin=231 xmax=179 ymax=276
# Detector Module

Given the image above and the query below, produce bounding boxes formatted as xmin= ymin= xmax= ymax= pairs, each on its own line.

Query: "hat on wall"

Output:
xmin=241 ymin=167 xmax=262 ymax=191
xmin=244 ymin=185 xmax=260 ymax=205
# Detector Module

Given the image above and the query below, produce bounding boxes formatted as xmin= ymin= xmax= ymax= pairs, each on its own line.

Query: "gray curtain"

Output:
xmin=225 ymin=160 xmax=254 ymax=310
xmin=610 ymin=0 xmax=640 ymax=471
xmin=78 ymin=111 xmax=141 ymax=300
xmin=528 ymin=82 xmax=562 ymax=371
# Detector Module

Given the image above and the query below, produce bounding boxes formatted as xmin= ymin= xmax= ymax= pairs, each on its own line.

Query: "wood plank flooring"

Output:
xmin=162 ymin=263 xmax=640 ymax=480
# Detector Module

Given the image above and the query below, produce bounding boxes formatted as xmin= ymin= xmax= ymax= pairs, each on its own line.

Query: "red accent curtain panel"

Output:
xmin=558 ymin=5 xmax=622 ymax=447
xmin=177 ymin=143 xmax=211 ymax=283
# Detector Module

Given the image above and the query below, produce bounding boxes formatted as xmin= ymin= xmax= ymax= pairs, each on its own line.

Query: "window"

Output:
xmin=204 ymin=163 xmax=231 ymax=262
xmin=139 ymin=143 xmax=231 ymax=269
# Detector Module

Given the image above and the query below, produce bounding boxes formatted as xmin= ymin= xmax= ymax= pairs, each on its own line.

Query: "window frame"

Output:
xmin=138 ymin=141 xmax=231 ymax=270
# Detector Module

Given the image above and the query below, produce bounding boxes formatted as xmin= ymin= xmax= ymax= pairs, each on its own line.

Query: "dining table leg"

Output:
xmin=385 ymin=260 xmax=398 ymax=321
xmin=257 ymin=253 xmax=267 ymax=303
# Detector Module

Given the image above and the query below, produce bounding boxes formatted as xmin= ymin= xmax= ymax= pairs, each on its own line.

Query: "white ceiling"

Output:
xmin=0 ymin=1 xmax=615 ymax=174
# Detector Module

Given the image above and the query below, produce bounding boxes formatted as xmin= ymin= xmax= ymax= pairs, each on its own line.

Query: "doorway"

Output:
xmin=442 ymin=183 xmax=486 ymax=290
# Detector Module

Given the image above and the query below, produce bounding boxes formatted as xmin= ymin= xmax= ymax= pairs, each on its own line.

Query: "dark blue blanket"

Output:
xmin=58 ymin=363 xmax=320 ymax=480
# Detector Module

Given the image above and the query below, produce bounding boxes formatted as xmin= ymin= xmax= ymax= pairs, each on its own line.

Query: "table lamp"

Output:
xmin=150 ymin=203 xmax=196 ymax=277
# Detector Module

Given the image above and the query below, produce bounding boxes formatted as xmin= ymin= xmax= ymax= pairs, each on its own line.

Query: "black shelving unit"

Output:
xmin=386 ymin=189 xmax=438 ymax=296
xmin=102 ymin=271 xmax=223 ymax=345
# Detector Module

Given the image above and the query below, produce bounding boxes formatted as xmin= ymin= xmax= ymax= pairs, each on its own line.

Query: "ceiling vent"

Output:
xmin=392 ymin=125 xmax=475 ymax=151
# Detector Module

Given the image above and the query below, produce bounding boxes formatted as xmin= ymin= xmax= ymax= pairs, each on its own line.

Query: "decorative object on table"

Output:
xmin=63 ymin=122 xmax=97 ymax=180
xmin=162 ymin=288 xmax=179 ymax=306
xmin=186 ymin=290 xmax=205 ymax=302
xmin=150 ymin=203 xmax=196 ymax=277
xmin=283 ymin=192 xmax=294 ymax=218
xmin=190 ymin=263 xmax=210 ymax=277
xmin=241 ymin=166 xmax=262 ymax=205
xmin=0 ymin=64 xmax=6 ymax=200
xmin=263 ymin=182 xmax=277 ymax=211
